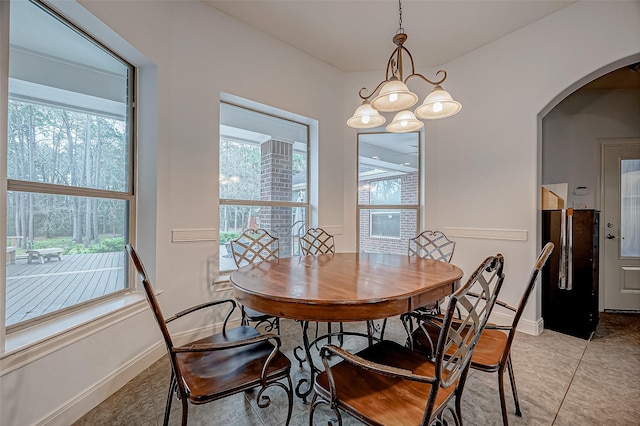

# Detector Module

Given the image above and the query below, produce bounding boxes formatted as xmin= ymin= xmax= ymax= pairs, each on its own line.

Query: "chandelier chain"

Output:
xmin=397 ymin=0 xmax=404 ymax=34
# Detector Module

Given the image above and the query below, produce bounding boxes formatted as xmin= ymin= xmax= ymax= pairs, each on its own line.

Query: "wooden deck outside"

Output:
xmin=5 ymin=252 xmax=125 ymax=327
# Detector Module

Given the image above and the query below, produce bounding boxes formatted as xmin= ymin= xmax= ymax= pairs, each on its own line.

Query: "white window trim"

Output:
xmin=218 ymin=98 xmax=312 ymax=273
xmin=1 ymin=0 xmax=155 ymax=353
xmin=356 ymin=130 xmax=422 ymax=252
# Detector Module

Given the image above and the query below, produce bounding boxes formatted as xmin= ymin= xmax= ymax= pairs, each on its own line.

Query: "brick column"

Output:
xmin=260 ymin=139 xmax=293 ymax=255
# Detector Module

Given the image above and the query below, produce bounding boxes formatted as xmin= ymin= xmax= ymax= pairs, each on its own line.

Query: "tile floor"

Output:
xmin=74 ymin=312 xmax=640 ymax=425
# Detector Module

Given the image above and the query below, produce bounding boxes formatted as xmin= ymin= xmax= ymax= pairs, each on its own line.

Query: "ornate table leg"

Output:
xmin=293 ymin=320 xmax=317 ymax=403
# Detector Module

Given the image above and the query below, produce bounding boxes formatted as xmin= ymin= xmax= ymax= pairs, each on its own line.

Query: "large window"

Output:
xmin=5 ymin=0 xmax=134 ymax=328
xmin=358 ymin=132 xmax=420 ymax=254
xmin=219 ymin=102 xmax=308 ymax=272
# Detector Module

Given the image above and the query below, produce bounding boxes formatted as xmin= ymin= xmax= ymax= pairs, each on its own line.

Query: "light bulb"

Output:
xmin=362 ymin=115 xmax=370 ymax=124
xmin=433 ymin=102 xmax=443 ymax=113
xmin=389 ymin=93 xmax=398 ymax=102
xmin=401 ymin=120 xmax=408 ymax=127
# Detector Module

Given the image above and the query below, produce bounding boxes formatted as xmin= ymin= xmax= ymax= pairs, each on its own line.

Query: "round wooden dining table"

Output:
xmin=230 ymin=252 xmax=464 ymax=322
xmin=230 ymin=252 xmax=464 ymax=401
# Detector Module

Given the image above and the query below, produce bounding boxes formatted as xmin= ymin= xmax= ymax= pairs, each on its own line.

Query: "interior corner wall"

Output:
xmin=345 ymin=1 xmax=640 ymax=327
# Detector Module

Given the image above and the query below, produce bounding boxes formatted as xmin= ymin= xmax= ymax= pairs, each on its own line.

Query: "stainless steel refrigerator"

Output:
xmin=541 ymin=209 xmax=600 ymax=339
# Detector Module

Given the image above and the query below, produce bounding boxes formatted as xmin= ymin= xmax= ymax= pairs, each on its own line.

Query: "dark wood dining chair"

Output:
xmin=298 ymin=227 xmax=344 ymax=346
xmin=411 ymin=243 xmax=554 ymax=425
xmin=230 ymin=228 xmax=280 ymax=333
xmin=408 ymin=229 xmax=456 ymax=262
xmin=299 ymin=227 xmax=335 ymax=255
xmin=125 ymin=244 xmax=293 ymax=426
xmin=310 ymin=254 xmax=505 ymax=426
xmin=401 ymin=230 xmax=456 ymax=337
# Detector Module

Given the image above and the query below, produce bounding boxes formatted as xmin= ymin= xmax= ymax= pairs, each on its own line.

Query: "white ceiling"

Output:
xmin=203 ymin=0 xmax=576 ymax=72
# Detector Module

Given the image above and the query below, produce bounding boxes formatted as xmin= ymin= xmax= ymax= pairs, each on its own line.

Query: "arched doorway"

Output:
xmin=540 ymin=59 xmax=640 ymax=329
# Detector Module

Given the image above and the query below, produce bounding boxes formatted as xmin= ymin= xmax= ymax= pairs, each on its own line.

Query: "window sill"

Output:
xmin=213 ymin=275 xmax=233 ymax=292
xmin=1 ymin=291 xmax=149 ymax=376
xmin=368 ymin=236 xmax=402 ymax=240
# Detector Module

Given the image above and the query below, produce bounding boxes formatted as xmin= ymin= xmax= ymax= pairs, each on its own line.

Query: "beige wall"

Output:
xmin=1 ymin=1 xmax=639 ymax=425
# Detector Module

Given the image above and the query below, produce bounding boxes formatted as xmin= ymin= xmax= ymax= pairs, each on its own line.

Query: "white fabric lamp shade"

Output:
xmin=371 ymin=79 xmax=418 ymax=112
xmin=347 ymin=101 xmax=386 ymax=128
xmin=386 ymin=110 xmax=424 ymax=133
xmin=415 ymin=85 xmax=462 ymax=119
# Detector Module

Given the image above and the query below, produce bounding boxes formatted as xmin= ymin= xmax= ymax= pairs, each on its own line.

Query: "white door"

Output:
xmin=602 ymin=140 xmax=640 ymax=311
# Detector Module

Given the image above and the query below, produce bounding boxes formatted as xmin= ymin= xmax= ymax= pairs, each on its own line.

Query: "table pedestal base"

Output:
xmin=292 ymin=320 xmax=382 ymax=403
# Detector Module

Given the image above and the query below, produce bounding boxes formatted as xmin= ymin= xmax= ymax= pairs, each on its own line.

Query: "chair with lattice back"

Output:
xmin=230 ymin=228 xmax=280 ymax=333
xmin=408 ymin=230 xmax=456 ymax=262
xmin=310 ymin=254 xmax=505 ymax=426
xmin=411 ymin=242 xmax=554 ymax=426
xmin=299 ymin=227 xmax=335 ymax=256
xmin=125 ymin=244 xmax=293 ymax=426
xmin=298 ymin=228 xmax=344 ymax=346
xmin=401 ymin=230 xmax=456 ymax=337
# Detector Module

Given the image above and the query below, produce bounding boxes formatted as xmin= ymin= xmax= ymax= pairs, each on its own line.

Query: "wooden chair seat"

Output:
xmin=314 ymin=341 xmax=457 ymax=426
xmin=412 ymin=320 xmax=508 ymax=371
xmin=176 ymin=326 xmax=292 ymax=403
xmin=470 ymin=328 xmax=509 ymax=369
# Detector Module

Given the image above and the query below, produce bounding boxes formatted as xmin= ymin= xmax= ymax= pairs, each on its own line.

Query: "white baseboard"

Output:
xmin=36 ymin=341 xmax=165 ymax=426
xmin=490 ymin=310 xmax=543 ymax=336
xmin=38 ymin=319 xmax=240 ymax=426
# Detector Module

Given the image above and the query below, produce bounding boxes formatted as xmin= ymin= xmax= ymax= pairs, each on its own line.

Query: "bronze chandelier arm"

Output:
xmin=358 ymin=80 xmax=389 ymax=100
xmin=405 ymin=69 xmax=448 ymax=86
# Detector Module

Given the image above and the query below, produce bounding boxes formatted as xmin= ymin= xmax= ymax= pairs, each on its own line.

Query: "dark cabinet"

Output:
xmin=542 ymin=209 xmax=599 ymax=339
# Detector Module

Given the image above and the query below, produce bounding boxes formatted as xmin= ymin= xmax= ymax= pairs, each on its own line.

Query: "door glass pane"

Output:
xmin=621 ymin=159 xmax=640 ymax=257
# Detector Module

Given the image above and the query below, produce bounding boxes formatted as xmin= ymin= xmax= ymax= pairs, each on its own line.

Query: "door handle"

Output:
xmin=606 ymin=234 xmax=625 ymax=240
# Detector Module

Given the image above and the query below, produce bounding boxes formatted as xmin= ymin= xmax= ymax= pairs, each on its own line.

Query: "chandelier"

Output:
xmin=347 ymin=0 xmax=462 ymax=133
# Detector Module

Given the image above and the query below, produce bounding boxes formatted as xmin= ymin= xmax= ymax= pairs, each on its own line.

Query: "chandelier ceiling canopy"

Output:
xmin=347 ymin=0 xmax=462 ymax=133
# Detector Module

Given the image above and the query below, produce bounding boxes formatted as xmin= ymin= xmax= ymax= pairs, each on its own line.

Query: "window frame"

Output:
xmin=4 ymin=0 xmax=137 ymax=332
xmin=219 ymin=100 xmax=310 ymax=274
xmin=369 ymin=209 xmax=402 ymax=238
xmin=356 ymin=131 xmax=421 ymax=252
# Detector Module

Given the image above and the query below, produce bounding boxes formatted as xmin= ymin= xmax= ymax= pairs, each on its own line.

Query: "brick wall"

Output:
xmin=359 ymin=172 xmax=418 ymax=254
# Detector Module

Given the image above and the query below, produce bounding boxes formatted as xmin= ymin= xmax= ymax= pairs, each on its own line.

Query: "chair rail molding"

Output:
xmin=443 ymin=227 xmax=528 ymax=242
xmin=171 ymin=229 xmax=217 ymax=243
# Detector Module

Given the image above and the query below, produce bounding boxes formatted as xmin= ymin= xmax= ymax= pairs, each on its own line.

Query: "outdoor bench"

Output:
xmin=26 ymin=248 xmax=64 ymax=264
